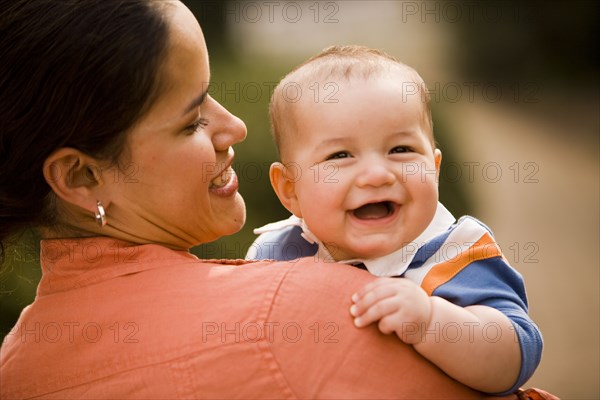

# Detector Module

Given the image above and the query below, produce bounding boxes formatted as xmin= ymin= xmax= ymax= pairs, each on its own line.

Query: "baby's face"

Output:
xmin=280 ymin=76 xmax=441 ymax=261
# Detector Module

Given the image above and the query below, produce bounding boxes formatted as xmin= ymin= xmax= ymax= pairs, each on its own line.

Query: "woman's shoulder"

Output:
xmin=223 ymin=256 xmax=374 ymax=287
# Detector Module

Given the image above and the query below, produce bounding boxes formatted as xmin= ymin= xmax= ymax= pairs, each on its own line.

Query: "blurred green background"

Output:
xmin=1 ymin=1 xmax=598 ymax=398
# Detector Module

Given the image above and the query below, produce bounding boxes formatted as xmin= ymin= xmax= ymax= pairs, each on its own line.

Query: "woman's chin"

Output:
xmin=217 ymin=195 xmax=247 ymax=236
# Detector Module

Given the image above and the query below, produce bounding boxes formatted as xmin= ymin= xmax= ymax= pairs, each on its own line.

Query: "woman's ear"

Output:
xmin=269 ymin=162 xmax=302 ymax=217
xmin=42 ymin=147 xmax=109 ymax=214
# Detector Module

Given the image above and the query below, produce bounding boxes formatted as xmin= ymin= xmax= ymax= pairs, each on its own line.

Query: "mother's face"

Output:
xmin=104 ymin=1 xmax=247 ymax=248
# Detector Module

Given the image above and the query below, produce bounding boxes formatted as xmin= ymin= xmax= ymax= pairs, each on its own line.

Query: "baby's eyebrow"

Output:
xmin=315 ymin=137 xmax=349 ymax=150
xmin=385 ymin=130 xmax=425 ymax=143
xmin=390 ymin=130 xmax=418 ymax=138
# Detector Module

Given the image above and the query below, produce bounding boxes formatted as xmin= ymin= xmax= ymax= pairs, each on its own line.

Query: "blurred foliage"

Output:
xmin=0 ymin=231 xmax=41 ymax=338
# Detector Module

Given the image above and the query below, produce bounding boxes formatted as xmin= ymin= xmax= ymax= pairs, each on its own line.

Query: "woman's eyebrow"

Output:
xmin=182 ymin=89 xmax=208 ymax=116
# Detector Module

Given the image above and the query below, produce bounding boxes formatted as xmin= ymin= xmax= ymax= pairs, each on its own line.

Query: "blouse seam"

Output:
xmin=255 ymin=263 xmax=300 ymax=400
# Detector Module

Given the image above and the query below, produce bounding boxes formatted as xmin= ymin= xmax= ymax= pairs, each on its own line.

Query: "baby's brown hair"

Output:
xmin=269 ymin=45 xmax=434 ymax=160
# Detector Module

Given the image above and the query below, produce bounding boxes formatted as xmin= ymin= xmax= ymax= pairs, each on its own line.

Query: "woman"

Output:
xmin=0 ymin=1 xmax=547 ymax=398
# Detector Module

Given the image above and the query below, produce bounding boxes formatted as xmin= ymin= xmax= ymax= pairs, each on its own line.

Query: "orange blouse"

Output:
xmin=1 ymin=237 xmax=488 ymax=399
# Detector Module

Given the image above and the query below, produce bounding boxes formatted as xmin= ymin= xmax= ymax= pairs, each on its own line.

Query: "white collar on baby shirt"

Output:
xmin=253 ymin=202 xmax=456 ymax=277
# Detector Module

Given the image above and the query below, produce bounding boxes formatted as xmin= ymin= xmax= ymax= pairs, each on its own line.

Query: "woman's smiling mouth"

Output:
xmin=209 ymin=166 xmax=239 ymax=196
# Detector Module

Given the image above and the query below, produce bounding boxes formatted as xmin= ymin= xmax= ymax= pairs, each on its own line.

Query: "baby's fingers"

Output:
xmin=352 ymin=297 xmax=399 ymax=330
xmin=350 ymin=280 xmax=398 ymax=318
xmin=351 ymin=277 xmax=395 ymax=303
xmin=351 ymin=278 xmax=403 ymax=315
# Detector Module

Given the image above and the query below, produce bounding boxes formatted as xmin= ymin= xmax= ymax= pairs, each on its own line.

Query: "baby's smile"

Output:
xmin=351 ymin=201 xmax=397 ymax=220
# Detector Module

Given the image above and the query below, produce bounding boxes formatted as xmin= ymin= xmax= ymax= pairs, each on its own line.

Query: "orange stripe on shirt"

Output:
xmin=421 ymin=233 xmax=502 ymax=296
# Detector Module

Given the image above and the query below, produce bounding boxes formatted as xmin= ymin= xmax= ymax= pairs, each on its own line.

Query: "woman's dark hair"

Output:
xmin=0 ymin=0 xmax=171 ymax=261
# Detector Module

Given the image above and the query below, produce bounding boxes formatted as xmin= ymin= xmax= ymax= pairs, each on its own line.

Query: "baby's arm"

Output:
xmin=350 ymin=278 xmax=520 ymax=394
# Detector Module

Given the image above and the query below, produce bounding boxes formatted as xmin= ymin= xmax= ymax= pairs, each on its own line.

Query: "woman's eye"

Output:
xmin=326 ymin=151 xmax=351 ymax=160
xmin=390 ymin=146 xmax=412 ymax=154
xmin=186 ymin=118 xmax=209 ymax=134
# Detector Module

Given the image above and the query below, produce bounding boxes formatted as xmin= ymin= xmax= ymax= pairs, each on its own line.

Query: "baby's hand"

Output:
xmin=350 ymin=277 xmax=432 ymax=344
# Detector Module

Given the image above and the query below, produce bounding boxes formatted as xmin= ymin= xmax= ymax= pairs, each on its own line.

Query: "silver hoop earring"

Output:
xmin=95 ymin=201 xmax=107 ymax=227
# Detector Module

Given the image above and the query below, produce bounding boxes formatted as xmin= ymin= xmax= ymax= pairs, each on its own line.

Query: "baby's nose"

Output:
xmin=355 ymin=161 xmax=396 ymax=188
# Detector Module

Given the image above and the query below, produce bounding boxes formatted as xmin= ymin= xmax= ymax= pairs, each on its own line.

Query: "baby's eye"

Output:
xmin=390 ymin=146 xmax=413 ymax=154
xmin=326 ymin=151 xmax=352 ymax=160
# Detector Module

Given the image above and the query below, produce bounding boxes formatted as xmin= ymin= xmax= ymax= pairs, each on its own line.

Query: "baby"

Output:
xmin=248 ymin=46 xmax=542 ymax=394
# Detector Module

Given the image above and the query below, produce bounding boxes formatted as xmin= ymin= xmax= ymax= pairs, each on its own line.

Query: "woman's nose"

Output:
xmin=207 ymin=96 xmax=247 ymax=151
xmin=355 ymin=159 xmax=396 ymax=188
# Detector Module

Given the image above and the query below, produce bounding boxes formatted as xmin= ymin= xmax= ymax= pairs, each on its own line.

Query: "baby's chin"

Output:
xmin=329 ymin=243 xmax=402 ymax=261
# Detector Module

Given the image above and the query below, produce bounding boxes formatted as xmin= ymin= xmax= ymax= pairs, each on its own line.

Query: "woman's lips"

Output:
xmin=209 ymin=166 xmax=238 ymax=196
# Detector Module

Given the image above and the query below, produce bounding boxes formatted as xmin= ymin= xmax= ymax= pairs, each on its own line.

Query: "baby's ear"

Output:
xmin=434 ymin=149 xmax=442 ymax=181
xmin=269 ymin=162 xmax=302 ymax=217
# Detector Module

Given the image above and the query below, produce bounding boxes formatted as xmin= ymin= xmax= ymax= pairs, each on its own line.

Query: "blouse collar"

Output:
xmin=37 ymin=236 xmax=197 ymax=296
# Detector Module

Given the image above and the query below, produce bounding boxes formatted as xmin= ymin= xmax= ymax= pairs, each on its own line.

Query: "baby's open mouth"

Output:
xmin=352 ymin=201 xmax=395 ymax=220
